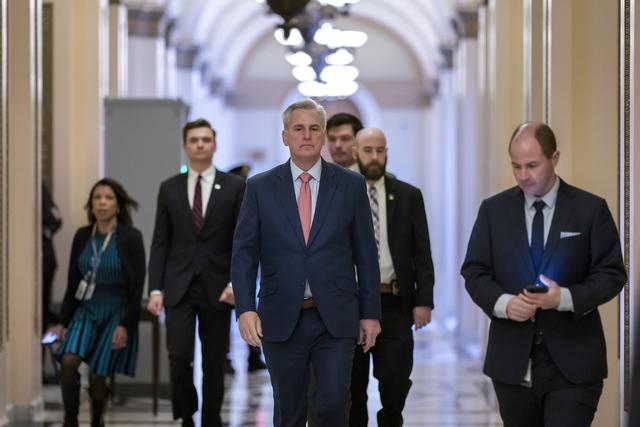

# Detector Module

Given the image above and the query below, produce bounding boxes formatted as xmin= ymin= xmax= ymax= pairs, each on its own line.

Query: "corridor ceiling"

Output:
xmin=127 ymin=0 xmax=472 ymax=94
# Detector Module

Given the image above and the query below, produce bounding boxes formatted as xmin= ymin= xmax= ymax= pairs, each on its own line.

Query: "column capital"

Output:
xmin=128 ymin=7 xmax=166 ymax=38
xmin=439 ymin=45 xmax=455 ymax=69
xmin=455 ymin=9 xmax=479 ymax=39
xmin=176 ymin=44 xmax=199 ymax=69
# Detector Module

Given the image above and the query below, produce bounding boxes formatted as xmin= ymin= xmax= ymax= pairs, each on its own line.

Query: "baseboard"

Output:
xmin=6 ymin=396 xmax=44 ymax=423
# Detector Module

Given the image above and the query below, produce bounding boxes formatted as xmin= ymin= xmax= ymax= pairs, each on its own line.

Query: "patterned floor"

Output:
xmin=30 ymin=326 xmax=502 ymax=426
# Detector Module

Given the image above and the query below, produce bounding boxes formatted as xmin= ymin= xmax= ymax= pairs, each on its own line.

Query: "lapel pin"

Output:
xmin=388 ymin=194 xmax=395 ymax=200
xmin=214 ymin=184 xmax=222 ymax=190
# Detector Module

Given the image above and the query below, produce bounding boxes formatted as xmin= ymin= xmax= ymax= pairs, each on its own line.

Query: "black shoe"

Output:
xmin=224 ymin=358 xmax=236 ymax=375
xmin=247 ymin=356 xmax=267 ymax=372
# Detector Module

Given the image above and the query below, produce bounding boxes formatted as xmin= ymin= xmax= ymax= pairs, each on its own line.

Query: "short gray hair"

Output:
xmin=282 ymin=99 xmax=326 ymax=130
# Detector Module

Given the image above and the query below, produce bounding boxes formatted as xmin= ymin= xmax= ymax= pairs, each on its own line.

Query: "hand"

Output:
xmin=412 ymin=306 xmax=432 ymax=331
xmin=48 ymin=324 xmax=65 ymax=340
xmin=238 ymin=311 xmax=263 ymax=347
xmin=506 ymin=294 xmax=538 ymax=321
xmin=218 ymin=286 xmax=235 ymax=306
xmin=112 ymin=326 xmax=128 ymax=350
xmin=358 ymin=319 xmax=381 ymax=353
xmin=522 ymin=274 xmax=561 ymax=310
xmin=147 ymin=293 xmax=164 ymax=316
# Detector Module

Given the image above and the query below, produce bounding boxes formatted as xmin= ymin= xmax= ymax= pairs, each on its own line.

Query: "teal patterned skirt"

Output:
xmin=56 ymin=287 xmax=138 ymax=377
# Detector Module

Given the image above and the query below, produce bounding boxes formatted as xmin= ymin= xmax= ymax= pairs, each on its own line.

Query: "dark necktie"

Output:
xmin=530 ymin=200 xmax=546 ymax=273
xmin=193 ymin=175 xmax=203 ymax=231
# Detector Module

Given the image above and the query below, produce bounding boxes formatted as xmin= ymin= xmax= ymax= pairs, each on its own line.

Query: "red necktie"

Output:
xmin=298 ymin=172 xmax=311 ymax=243
xmin=193 ymin=175 xmax=203 ymax=231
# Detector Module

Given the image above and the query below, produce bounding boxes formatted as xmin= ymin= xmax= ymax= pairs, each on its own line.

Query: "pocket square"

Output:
xmin=560 ymin=231 xmax=581 ymax=239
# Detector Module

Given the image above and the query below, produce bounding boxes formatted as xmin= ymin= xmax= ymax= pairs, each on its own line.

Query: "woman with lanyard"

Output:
xmin=49 ymin=178 xmax=145 ymax=427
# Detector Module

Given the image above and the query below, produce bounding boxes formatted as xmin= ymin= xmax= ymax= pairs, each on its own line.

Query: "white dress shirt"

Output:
xmin=368 ymin=177 xmax=396 ymax=284
xmin=188 ymin=165 xmax=215 ymax=215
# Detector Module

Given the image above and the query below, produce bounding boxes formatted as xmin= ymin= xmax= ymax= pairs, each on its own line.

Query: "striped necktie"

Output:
xmin=193 ymin=175 xmax=203 ymax=231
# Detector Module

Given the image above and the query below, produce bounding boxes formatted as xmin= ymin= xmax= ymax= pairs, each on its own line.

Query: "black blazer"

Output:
xmin=461 ymin=179 xmax=626 ymax=385
xmin=148 ymin=170 xmax=245 ymax=307
xmin=384 ymin=176 xmax=435 ymax=319
xmin=60 ymin=223 xmax=146 ymax=334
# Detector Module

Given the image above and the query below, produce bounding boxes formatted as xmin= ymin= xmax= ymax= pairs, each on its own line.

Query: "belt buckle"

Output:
xmin=391 ymin=280 xmax=400 ymax=296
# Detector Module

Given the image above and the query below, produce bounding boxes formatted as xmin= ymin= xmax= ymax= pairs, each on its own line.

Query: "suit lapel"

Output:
xmin=540 ymin=180 xmax=574 ymax=271
xmin=200 ymin=170 xmax=221 ymax=230
xmin=275 ymin=162 xmax=306 ymax=249
xmin=508 ymin=188 xmax=537 ymax=278
xmin=178 ymin=173 xmax=199 ymax=235
xmin=385 ymin=176 xmax=397 ymax=225
xmin=307 ymin=160 xmax=337 ymax=247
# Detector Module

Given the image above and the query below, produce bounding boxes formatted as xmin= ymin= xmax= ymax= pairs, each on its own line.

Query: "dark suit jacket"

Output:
xmin=232 ymin=159 xmax=381 ymax=342
xmin=148 ymin=170 xmax=245 ymax=308
xmin=60 ymin=223 xmax=146 ymax=335
xmin=461 ymin=179 xmax=626 ymax=385
xmin=384 ymin=176 xmax=435 ymax=319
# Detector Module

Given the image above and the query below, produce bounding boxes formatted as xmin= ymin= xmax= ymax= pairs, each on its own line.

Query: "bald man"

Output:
xmin=349 ymin=128 xmax=435 ymax=427
xmin=461 ymin=122 xmax=626 ymax=426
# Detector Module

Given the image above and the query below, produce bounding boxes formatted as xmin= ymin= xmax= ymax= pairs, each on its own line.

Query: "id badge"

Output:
xmin=75 ymin=279 xmax=88 ymax=300
xmin=84 ymin=282 xmax=96 ymax=300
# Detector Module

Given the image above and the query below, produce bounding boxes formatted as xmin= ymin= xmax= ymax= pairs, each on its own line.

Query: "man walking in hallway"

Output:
xmin=326 ymin=112 xmax=363 ymax=171
xmin=232 ymin=99 xmax=381 ymax=427
xmin=147 ymin=119 xmax=245 ymax=427
xmin=349 ymin=128 xmax=435 ymax=427
xmin=461 ymin=122 xmax=626 ymax=427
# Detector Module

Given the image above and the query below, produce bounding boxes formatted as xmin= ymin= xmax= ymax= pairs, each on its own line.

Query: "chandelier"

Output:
xmin=257 ymin=0 xmax=366 ymax=98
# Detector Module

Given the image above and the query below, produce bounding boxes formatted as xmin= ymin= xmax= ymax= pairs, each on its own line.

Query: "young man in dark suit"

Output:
xmin=461 ymin=122 xmax=626 ymax=426
xmin=348 ymin=128 xmax=435 ymax=427
xmin=232 ymin=99 xmax=381 ymax=427
xmin=147 ymin=119 xmax=245 ymax=427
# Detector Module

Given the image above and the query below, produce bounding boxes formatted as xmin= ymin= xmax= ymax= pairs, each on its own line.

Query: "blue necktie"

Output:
xmin=530 ymin=200 xmax=546 ymax=273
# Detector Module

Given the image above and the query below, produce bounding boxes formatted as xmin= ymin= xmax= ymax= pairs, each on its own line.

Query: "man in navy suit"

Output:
xmin=232 ymin=99 xmax=381 ymax=427
xmin=147 ymin=119 xmax=244 ymax=427
xmin=461 ymin=122 xmax=626 ymax=426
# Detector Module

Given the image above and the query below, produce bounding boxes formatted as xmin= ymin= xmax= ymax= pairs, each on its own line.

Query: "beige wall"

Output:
xmin=49 ymin=0 xmax=108 ymax=305
xmin=479 ymin=0 xmax=627 ymax=424
xmin=550 ymin=2 xmax=620 ymax=424
xmin=6 ymin=0 xmax=42 ymax=417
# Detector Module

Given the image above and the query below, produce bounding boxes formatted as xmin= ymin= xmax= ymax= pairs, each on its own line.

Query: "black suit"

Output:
xmin=149 ymin=170 xmax=245 ymax=426
xmin=350 ymin=176 xmax=434 ymax=427
xmin=461 ymin=179 xmax=626 ymax=426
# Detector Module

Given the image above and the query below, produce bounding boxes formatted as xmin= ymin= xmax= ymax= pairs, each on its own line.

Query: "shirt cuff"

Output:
xmin=493 ymin=294 xmax=514 ymax=319
xmin=226 ymin=282 xmax=233 ymax=288
xmin=557 ymin=288 xmax=574 ymax=312
xmin=150 ymin=290 xmax=163 ymax=297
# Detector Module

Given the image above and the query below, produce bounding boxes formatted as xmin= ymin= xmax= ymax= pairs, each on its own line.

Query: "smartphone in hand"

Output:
xmin=41 ymin=331 xmax=58 ymax=345
xmin=525 ymin=284 xmax=549 ymax=293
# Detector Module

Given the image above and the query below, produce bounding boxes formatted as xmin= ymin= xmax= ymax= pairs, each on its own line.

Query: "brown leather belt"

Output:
xmin=302 ymin=297 xmax=316 ymax=309
xmin=380 ymin=283 xmax=394 ymax=294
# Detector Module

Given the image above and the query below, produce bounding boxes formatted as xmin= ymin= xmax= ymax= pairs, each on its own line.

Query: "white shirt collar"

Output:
xmin=525 ymin=176 xmax=559 ymax=209
xmin=189 ymin=165 xmax=215 ymax=182
xmin=368 ymin=176 xmax=385 ymax=192
xmin=290 ymin=158 xmax=322 ymax=182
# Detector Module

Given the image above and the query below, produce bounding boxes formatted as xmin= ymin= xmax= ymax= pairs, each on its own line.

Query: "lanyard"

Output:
xmin=88 ymin=223 xmax=115 ymax=282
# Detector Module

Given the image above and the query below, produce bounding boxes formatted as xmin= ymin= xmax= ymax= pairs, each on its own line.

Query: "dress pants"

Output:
xmin=166 ymin=276 xmax=230 ymax=427
xmin=493 ymin=342 xmax=603 ymax=427
xmin=349 ymin=294 xmax=414 ymax=427
xmin=262 ymin=307 xmax=355 ymax=427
